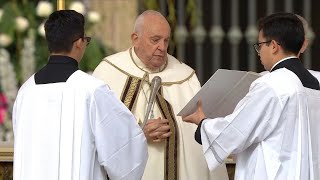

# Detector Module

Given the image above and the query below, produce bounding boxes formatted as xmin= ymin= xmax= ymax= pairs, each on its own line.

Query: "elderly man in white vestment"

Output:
xmin=12 ymin=10 xmax=148 ymax=180
xmin=183 ymin=12 xmax=320 ymax=180
xmin=93 ymin=10 xmax=228 ymax=180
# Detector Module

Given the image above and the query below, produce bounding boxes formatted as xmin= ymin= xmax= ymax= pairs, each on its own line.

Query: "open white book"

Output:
xmin=177 ymin=69 xmax=261 ymax=118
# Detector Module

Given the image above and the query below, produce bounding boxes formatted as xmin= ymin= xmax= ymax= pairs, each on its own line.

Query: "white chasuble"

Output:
xmin=93 ymin=48 xmax=229 ymax=180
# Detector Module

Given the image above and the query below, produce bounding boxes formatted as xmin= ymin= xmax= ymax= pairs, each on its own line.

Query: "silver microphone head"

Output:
xmin=142 ymin=76 xmax=162 ymax=128
xmin=150 ymin=76 xmax=162 ymax=92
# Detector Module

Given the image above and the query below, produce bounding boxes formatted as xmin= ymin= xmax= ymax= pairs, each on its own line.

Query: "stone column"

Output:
xmin=210 ymin=0 xmax=225 ymax=72
xmin=245 ymin=0 xmax=258 ymax=71
xmin=192 ymin=0 xmax=206 ymax=84
xmin=227 ymin=0 xmax=242 ymax=70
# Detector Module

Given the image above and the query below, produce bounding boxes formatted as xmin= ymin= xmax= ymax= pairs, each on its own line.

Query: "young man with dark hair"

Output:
xmin=13 ymin=10 xmax=147 ymax=180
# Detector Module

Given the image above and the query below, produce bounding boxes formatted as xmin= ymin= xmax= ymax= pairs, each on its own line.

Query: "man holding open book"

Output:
xmin=182 ymin=12 xmax=320 ymax=180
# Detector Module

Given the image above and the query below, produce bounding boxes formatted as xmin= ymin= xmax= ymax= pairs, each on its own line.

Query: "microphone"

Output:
xmin=142 ymin=76 xmax=162 ymax=128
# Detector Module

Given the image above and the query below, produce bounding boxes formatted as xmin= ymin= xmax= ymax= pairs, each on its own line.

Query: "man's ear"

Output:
xmin=131 ymin=33 xmax=139 ymax=46
xmin=270 ymin=40 xmax=283 ymax=54
xmin=74 ymin=38 xmax=82 ymax=49
xmin=269 ymin=40 xmax=279 ymax=54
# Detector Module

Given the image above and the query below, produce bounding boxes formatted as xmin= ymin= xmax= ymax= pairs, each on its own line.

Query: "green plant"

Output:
xmin=0 ymin=0 xmax=113 ymax=141
xmin=142 ymin=0 xmax=198 ymax=54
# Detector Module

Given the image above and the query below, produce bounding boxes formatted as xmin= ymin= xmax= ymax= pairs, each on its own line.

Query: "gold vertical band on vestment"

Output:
xmin=156 ymin=89 xmax=178 ymax=180
xmin=120 ymin=76 xmax=142 ymax=111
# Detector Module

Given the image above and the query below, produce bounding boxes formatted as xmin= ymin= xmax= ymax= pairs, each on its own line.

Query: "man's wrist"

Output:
xmin=197 ymin=117 xmax=207 ymax=125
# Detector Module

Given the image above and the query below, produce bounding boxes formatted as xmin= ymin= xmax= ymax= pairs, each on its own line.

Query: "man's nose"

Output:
xmin=158 ymin=40 xmax=167 ymax=51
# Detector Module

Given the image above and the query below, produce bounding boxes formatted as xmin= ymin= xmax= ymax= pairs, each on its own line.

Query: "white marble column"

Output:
xmin=192 ymin=0 xmax=206 ymax=84
xmin=210 ymin=0 xmax=224 ymax=72
xmin=227 ymin=0 xmax=242 ymax=70
xmin=284 ymin=0 xmax=293 ymax=12
xmin=267 ymin=0 xmax=275 ymax=15
xmin=245 ymin=0 xmax=258 ymax=71
xmin=174 ymin=0 xmax=188 ymax=61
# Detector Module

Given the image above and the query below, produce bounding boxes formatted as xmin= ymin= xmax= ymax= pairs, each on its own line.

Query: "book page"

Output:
xmin=177 ymin=69 xmax=261 ymax=118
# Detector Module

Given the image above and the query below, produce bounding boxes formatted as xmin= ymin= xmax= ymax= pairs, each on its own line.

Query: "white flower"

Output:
xmin=88 ymin=11 xmax=101 ymax=23
xmin=0 ymin=34 xmax=13 ymax=47
xmin=0 ymin=48 xmax=18 ymax=113
xmin=0 ymin=9 xmax=3 ymax=22
xmin=38 ymin=22 xmax=46 ymax=37
xmin=15 ymin=16 xmax=29 ymax=32
xmin=69 ymin=1 xmax=85 ymax=14
xmin=36 ymin=1 xmax=53 ymax=17
xmin=21 ymin=29 xmax=36 ymax=82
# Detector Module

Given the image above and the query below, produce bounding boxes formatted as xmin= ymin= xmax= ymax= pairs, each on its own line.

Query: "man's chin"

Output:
xmin=152 ymin=58 xmax=166 ymax=66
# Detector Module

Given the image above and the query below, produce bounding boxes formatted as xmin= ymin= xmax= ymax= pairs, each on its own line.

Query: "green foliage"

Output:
xmin=144 ymin=0 xmax=159 ymax=10
xmin=142 ymin=0 xmax=198 ymax=54
xmin=0 ymin=1 xmax=49 ymax=85
xmin=80 ymin=39 xmax=115 ymax=72
xmin=186 ymin=0 xmax=197 ymax=28
xmin=34 ymin=35 xmax=49 ymax=70
xmin=0 ymin=2 xmax=17 ymax=37
xmin=0 ymin=0 xmax=110 ymax=85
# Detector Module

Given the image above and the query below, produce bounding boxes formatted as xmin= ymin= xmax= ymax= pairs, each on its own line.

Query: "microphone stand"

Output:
xmin=141 ymin=76 xmax=162 ymax=128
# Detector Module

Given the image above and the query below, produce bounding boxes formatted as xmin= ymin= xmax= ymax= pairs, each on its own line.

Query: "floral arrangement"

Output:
xmin=0 ymin=0 xmax=112 ymax=141
xmin=0 ymin=93 xmax=7 ymax=125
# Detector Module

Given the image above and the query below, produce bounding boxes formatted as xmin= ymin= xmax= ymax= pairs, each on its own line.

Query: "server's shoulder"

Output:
xmin=254 ymin=69 xmax=301 ymax=95
xmin=69 ymin=70 xmax=107 ymax=90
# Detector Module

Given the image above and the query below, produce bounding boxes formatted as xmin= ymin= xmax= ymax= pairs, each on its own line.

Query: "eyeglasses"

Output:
xmin=253 ymin=41 xmax=271 ymax=53
xmin=83 ymin=36 xmax=91 ymax=46
xmin=72 ymin=36 xmax=91 ymax=46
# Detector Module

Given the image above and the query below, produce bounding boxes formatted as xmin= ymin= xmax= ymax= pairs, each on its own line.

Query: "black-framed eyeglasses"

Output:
xmin=253 ymin=41 xmax=271 ymax=53
xmin=72 ymin=36 xmax=91 ymax=46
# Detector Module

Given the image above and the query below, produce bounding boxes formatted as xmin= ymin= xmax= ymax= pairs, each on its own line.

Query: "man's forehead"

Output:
xmin=258 ymin=31 xmax=265 ymax=40
xmin=144 ymin=28 xmax=170 ymax=38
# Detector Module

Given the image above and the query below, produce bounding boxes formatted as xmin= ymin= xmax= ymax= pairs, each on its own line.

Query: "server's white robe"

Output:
xmin=201 ymin=68 xmax=320 ymax=180
xmin=93 ymin=48 xmax=228 ymax=180
xmin=12 ymin=70 xmax=148 ymax=180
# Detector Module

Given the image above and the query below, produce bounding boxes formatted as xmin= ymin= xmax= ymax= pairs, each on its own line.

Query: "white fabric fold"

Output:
xmin=13 ymin=70 xmax=148 ymax=180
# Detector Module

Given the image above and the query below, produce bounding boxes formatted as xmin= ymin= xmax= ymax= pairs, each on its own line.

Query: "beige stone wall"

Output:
xmin=89 ymin=0 xmax=138 ymax=52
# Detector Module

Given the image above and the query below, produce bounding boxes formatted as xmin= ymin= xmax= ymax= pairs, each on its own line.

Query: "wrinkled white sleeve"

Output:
xmin=90 ymin=85 xmax=148 ymax=180
xmin=201 ymin=82 xmax=283 ymax=171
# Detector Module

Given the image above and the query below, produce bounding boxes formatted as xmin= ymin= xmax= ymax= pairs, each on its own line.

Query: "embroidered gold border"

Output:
xmin=119 ymin=71 xmax=179 ymax=179
xmin=103 ymin=58 xmax=195 ymax=86
xmin=104 ymin=59 xmax=142 ymax=79
xmin=156 ymin=88 xmax=178 ymax=180
xmin=120 ymin=76 xmax=142 ymax=111
xmin=162 ymin=71 xmax=195 ymax=86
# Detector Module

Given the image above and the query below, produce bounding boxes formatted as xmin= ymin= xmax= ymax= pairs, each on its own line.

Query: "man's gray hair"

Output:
xmin=295 ymin=14 xmax=309 ymax=34
xmin=133 ymin=10 xmax=164 ymax=37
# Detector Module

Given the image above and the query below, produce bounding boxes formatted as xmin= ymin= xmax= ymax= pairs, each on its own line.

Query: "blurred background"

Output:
xmin=1 ymin=0 xmax=320 ymax=142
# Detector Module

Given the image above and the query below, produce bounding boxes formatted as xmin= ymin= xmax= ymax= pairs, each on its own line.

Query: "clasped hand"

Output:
xmin=143 ymin=117 xmax=172 ymax=143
